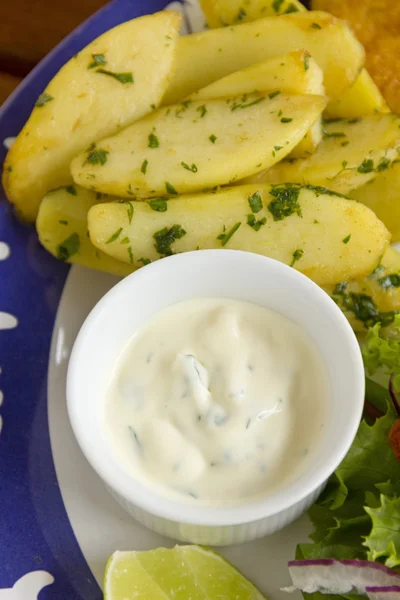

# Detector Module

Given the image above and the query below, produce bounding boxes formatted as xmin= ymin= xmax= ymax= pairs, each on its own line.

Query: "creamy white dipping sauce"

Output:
xmin=104 ymin=298 xmax=328 ymax=506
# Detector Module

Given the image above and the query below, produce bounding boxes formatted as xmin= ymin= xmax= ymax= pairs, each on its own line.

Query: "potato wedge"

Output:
xmin=245 ymin=114 xmax=400 ymax=195
xmin=325 ymin=69 xmax=389 ymax=119
xmin=191 ymin=51 xmax=325 ymax=158
xmin=36 ymin=185 xmax=134 ymax=277
xmin=88 ymin=183 xmax=389 ymax=285
xmin=71 ymin=93 xmax=326 ymax=199
xmin=200 ymin=0 xmax=306 ymax=28
xmin=350 ymin=162 xmax=400 ymax=243
xmin=324 ymin=247 xmax=400 ymax=332
xmin=162 ymin=11 xmax=364 ymax=104
xmin=2 ymin=11 xmax=181 ymax=222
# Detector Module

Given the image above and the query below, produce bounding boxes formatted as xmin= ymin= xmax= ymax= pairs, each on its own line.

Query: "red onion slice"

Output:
xmin=367 ymin=587 xmax=400 ymax=600
xmin=283 ymin=560 xmax=400 ymax=595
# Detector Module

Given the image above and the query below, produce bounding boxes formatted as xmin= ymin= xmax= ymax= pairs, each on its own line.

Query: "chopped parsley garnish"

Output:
xmin=148 ymin=133 xmax=160 ymax=148
xmin=35 ymin=92 xmax=54 ymax=107
xmin=377 ymin=157 xmax=391 ymax=171
xmin=141 ymin=159 xmax=148 ymax=174
xmin=311 ymin=22 xmax=322 ymax=29
xmin=85 ymin=148 xmax=109 ymax=166
xmin=274 ymin=145 xmax=283 ymax=152
xmin=248 ymin=191 xmax=263 ymax=213
xmin=304 ymin=53 xmax=310 ymax=71
xmin=88 ymin=53 xmax=107 ymax=69
xmin=268 ymin=90 xmax=281 ymax=99
xmin=149 ymin=198 xmax=168 ymax=212
xmin=231 ymin=96 xmax=265 ymax=111
xmin=153 ymin=224 xmax=186 ymax=256
xmin=209 ymin=134 xmax=217 ymax=143
xmin=217 ymin=222 xmax=241 ymax=246
xmin=165 ymin=182 xmax=178 ymax=195
xmin=126 ymin=202 xmax=134 ymax=224
xmin=59 ymin=220 xmax=68 ymax=225
xmin=342 ymin=234 xmax=351 ymax=244
xmin=332 ymin=284 xmax=397 ymax=327
xmin=181 ymin=162 xmax=198 ymax=173
xmin=268 ymin=184 xmax=302 ymax=221
xmin=196 ymin=105 xmax=207 ymax=118
xmin=272 ymin=0 xmax=284 ymax=12
xmin=357 ymin=158 xmax=374 ymax=174
xmin=65 ymin=185 xmax=77 ymax=195
xmin=378 ymin=274 xmax=400 ymax=290
xmin=305 ymin=184 xmax=347 ymax=198
xmin=281 ymin=117 xmax=293 ymax=123
xmin=138 ymin=257 xmax=151 ymax=266
xmin=127 ymin=246 xmax=134 ymax=264
xmin=234 ymin=7 xmax=247 ymax=21
xmin=105 ymin=227 xmax=123 ymax=244
xmin=290 ymin=248 xmax=304 ymax=267
xmin=56 ymin=233 xmax=80 ymax=261
xmin=120 ymin=237 xmax=130 ymax=244
xmin=247 ymin=214 xmax=266 ymax=231
xmin=322 ymin=129 xmax=346 ymax=138
xmin=95 ymin=69 xmax=133 ymax=84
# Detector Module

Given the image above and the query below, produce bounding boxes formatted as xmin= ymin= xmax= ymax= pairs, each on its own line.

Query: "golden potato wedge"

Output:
xmin=3 ymin=11 xmax=181 ymax=222
xmin=88 ymin=183 xmax=389 ymax=285
xmin=350 ymin=162 xmax=400 ymax=243
xmin=200 ymin=0 xmax=306 ymax=28
xmin=246 ymin=114 xmax=400 ymax=195
xmin=191 ymin=51 xmax=325 ymax=158
xmin=162 ymin=11 xmax=364 ymax=104
xmin=36 ymin=185 xmax=134 ymax=277
xmin=324 ymin=247 xmax=400 ymax=332
xmin=325 ymin=69 xmax=389 ymax=119
xmin=71 ymin=93 xmax=326 ymax=199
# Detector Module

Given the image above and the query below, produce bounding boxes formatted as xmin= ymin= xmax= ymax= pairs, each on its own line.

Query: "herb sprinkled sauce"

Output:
xmin=104 ymin=298 xmax=327 ymax=505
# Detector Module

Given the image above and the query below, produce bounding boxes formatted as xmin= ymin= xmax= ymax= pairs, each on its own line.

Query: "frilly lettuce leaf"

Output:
xmin=364 ymin=495 xmax=400 ymax=567
xmin=362 ymin=315 xmax=400 ymax=387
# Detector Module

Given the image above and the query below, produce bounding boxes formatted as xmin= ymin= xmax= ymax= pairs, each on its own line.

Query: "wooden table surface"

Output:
xmin=0 ymin=0 xmax=107 ymax=105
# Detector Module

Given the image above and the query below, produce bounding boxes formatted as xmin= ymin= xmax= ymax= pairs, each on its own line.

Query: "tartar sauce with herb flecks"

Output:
xmin=104 ymin=298 xmax=328 ymax=506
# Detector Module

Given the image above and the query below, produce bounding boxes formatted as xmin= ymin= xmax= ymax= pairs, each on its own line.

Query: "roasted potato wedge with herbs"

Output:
xmin=200 ymin=0 xmax=306 ymax=28
xmin=162 ymin=11 xmax=364 ymax=104
xmin=350 ymin=162 xmax=400 ymax=243
xmin=324 ymin=247 xmax=400 ymax=333
xmin=37 ymin=186 xmax=134 ymax=277
xmin=71 ymin=93 xmax=326 ymax=199
xmin=191 ymin=51 xmax=325 ymax=158
xmin=2 ymin=10 xmax=181 ymax=222
xmin=246 ymin=114 xmax=400 ymax=195
xmin=88 ymin=184 xmax=389 ymax=286
xmin=325 ymin=69 xmax=389 ymax=119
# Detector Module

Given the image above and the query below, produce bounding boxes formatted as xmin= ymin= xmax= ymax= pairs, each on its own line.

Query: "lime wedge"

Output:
xmin=104 ymin=545 xmax=267 ymax=600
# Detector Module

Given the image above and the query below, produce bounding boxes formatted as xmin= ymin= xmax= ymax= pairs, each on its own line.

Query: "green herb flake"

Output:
xmin=126 ymin=202 xmax=134 ymax=224
xmin=165 ymin=181 xmax=178 ymax=195
xmin=127 ymin=246 xmax=134 ymax=264
xmin=149 ymin=198 xmax=168 ymax=212
xmin=209 ymin=134 xmax=217 ymax=143
xmin=7 ymin=165 xmax=12 ymax=172
xmin=217 ymin=222 xmax=241 ymax=246
xmin=85 ymin=148 xmax=109 ymax=166
xmin=281 ymin=117 xmax=293 ymax=123
xmin=323 ymin=128 xmax=346 ymax=138
xmin=141 ymin=159 xmax=148 ymax=174
xmin=357 ymin=158 xmax=375 ymax=174
xmin=106 ymin=227 xmax=123 ymax=244
xmin=284 ymin=2 xmax=299 ymax=12
xmin=290 ymin=248 xmax=304 ymax=267
xmin=268 ymin=90 xmax=281 ymax=99
xmin=58 ymin=220 xmax=68 ymax=225
xmin=138 ymin=257 xmax=151 ymax=266
xmin=304 ymin=53 xmax=310 ymax=71
xmin=343 ymin=234 xmax=351 ymax=244
xmin=378 ymin=274 xmax=400 ymax=290
xmin=305 ymin=184 xmax=347 ymax=198
xmin=247 ymin=214 xmax=267 ymax=231
xmin=88 ymin=53 xmax=107 ymax=69
xmin=56 ymin=233 xmax=80 ymax=261
xmin=231 ymin=96 xmax=265 ymax=111
xmin=153 ymin=224 xmax=186 ymax=256
xmin=148 ymin=133 xmax=160 ymax=148
xmin=181 ymin=162 xmax=198 ymax=173
xmin=311 ymin=22 xmax=322 ymax=29
xmin=65 ymin=185 xmax=77 ymax=196
xmin=314 ymin=219 xmax=319 ymax=224
xmin=120 ymin=237 xmax=130 ymax=244
xmin=248 ymin=191 xmax=263 ymax=213
xmin=35 ymin=92 xmax=54 ymax=107
xmin=268 ymin=184 xmax=302 ymax=221
xmin=95 ymin=69 xmax=133 ymax=84
xmin=272 ymin=0 xmax=284 ymax=12
xmin=377 ymin=157 xmax=391 ymax=172
xmin=234 ymin=7 xmax=247 ymax=21
xmin=274 ymin=145 xmax=283 ymax=152
xmin=196 ymin=105 xmax=207 ymax=118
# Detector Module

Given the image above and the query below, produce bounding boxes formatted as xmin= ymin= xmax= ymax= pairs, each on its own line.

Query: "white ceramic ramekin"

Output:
xmin=67 ymin=250 xmax=364 ymax=546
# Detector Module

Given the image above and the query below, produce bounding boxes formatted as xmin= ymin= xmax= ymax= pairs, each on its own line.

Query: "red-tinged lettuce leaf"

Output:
xmin=364 ymin=495 xmax=400 ymax=567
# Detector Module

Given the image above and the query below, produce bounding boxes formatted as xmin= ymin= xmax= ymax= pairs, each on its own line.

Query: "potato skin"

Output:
xmin=87 ymin=183 xmax=390 ymax=285
xmin=2 ymin=10 xmax=181 ymax=222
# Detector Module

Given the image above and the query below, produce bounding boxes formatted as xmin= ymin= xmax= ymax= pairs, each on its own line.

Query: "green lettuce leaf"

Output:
xmin=364 ymin=494 xmax=400 ymax=567
xmin=362 ymin=315 xmax=400 ymax=387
